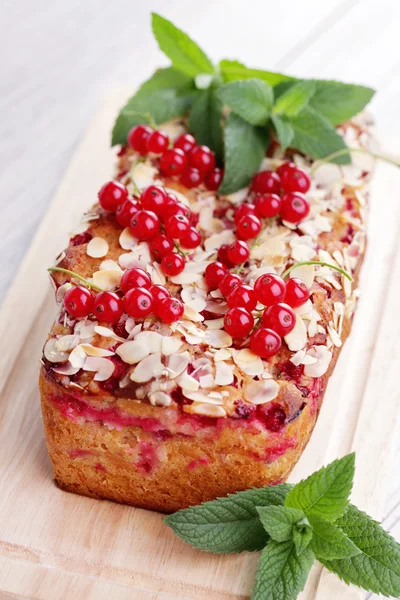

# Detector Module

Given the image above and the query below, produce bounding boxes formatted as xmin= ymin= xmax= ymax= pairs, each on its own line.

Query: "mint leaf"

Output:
xmin=151 ymin=13 xmax=214 ymax=77
xmin=285 ymin=453 xmax=355 ymax=521
xmin=271 ymin=114 xmax=294 ymax=150
xmin=308 ymin=514 xmax=360 ymax=560
xmin=219 ymin=114 xmax=269 ymax=194
xmin=112 ymin=68 xmax=195 ymax=145
xmin=293 ymin=521 xmax=313 ymax=556
xmin=309 ymin=80 xmax=375 ymax=125
xmin=251 ymin=540 xmax=314 ymax=600
xmin=273 ymin=80 xmax=316 ymax=116
xmin=321 ymin=504 xmax=400 ymax=597
xmin=188 ymin=87 xmax=223 ymax=162
xmin=217 ymin=79 xmax=273 ymax=126
xmin=164 ymin=484 xmax=291 ymax=554
xmin=219 ymin=60 xmax=294 ymax=87
xmin=289 ymin=107 xmax=350 ymax=164
xmin=257 ymin=506 xmax=305 ymax=542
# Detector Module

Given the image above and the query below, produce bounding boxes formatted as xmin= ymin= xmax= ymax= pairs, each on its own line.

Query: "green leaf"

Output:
xmin=308 ymin=514 xmax=361 ymax=560
xmin=251 ymin=540 xmax=314 ymax=600
xmin=309 ymin=80 xmax=375 ymax=125
xmin=271 ymin=114 xmax=294 ymax=150
xmin=285 ymin=453 xmax=355 ymax=521
xmin=257 ymin=505 xmax=305 ymax=542
xmin=217 ymin=79 xmax=273 ymax=126
xmin=321 ymin=504 xmax=400 ymax=597
xmin=111 ymin=68 xmax=195 ymax=145
xmin=151 ymin=13 xmax=214 ymax=77
xmin=293 ymin=522 xmax=313 ymax=556
xmin=188 ymin=87 xmax=223 ymax=162
xmin=273 ymin=80 xmax=316 ymax=116
xmin=164 ymin=484 xmax=291 ymax=554
xmin=219 ymin=113 xmax=269 ymax=195
xmin=219 ymin=59 xmax=294 ymax=87
xmin=289 ymin=107 xmax=350 ymax=165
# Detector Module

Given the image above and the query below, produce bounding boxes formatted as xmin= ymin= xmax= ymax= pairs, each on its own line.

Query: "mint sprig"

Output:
xmin=165 ymin=453 xmax=400 ymax=599
xmin=112 ymin=14 xmax=375 ymax=193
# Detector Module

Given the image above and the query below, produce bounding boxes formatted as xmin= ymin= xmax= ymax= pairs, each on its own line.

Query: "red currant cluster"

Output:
xmin=98 ymin=182 xmax=202 ymax=277
xmin=205 ymin=262 xmax=310 ymax=359
xmin=63 ymin=267 xmax=184 ymax=325
xmin=234 ymin=162 xmax=311 ymax=238
xmin=127 ymin=125 xmax=223 ymax=191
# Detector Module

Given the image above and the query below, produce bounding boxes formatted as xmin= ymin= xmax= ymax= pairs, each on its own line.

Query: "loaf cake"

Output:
xmin=40 ymin=113 xmax=373 ymax=513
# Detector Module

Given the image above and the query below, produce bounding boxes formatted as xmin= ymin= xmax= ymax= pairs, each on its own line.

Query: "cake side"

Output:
xmin=40 ymin=113 xmax=373 ymax=512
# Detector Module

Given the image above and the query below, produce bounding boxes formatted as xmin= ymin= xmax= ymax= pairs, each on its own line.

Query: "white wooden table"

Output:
xmin=1 ymin=1 xmax=399 ymax=598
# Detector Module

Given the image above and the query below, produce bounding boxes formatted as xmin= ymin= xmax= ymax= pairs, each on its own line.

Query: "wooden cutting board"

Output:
xmin=1 ymin=89 xmax=399 ymax=600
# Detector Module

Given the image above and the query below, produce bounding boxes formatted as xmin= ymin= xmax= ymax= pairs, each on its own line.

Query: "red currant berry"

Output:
xmin=98 ymin=181 xmax=128 ymax=212
xmin=281 ymin=167 xmax=311 ymax=194
xmin=130 ymin=210 xmax=160 ymax=240
xmin=257 ymin=403 xmax=286 ymax=431
xmin=254 ymin=273 xmax=286 ymax=306
xmin=116 ymin=199 xmax=139 ymax=228
xmin=159 ymin=148 xmax=188 ymax=177
xmin=218 ymin=244 xmax=235 ymax=268
xmin=64 ymin=286 xmax=93 ymax=318
xmin=224 ymin=307 xmax=254 ymax=338
xmin=189 ymin=145 xmax=216 ymax=176
xmin=277 ymin=161 xmax=296 ymax=179
xmin=284 ymin=278 xmax=310 ymax=308
xmin=174 ymin=133 xmax=197 ymax=154
xmin=165 ymin=215 xmax=190 ymax=240
xmin=94 ymin=291 xmax=123 ymax=323
xmin=165 ymin=200 xmax=190 ymax=220
xmin=120 ymin=268 xmax=151 ymax=294
xmin=149 ymin=234 xmax=174 ymax=261
xmin=204 ymin=261 xmax=228 ymax=290
xmin=124 ymin=287 xmax=154 ymax=319
xmin=280 ymin=193 xmax=310 ymax=223
xmin=146 ymin=130 xmax=169 ymax=154
xmin=250 ymin=327 xmax=281 ymax=358
xmin=227 ymin=240 xmax=250 ymax=265
xmin=254 ymin=193 xmax=282 ymax=218
xmin=262 ymin=302 xmax=296 ymax=336
xmin=234 ymin=203 xmax=256 ymax=224
xmin=236 ymin=214 xmax=262 ymax=240
xmin=140 ymin=185 xmax=168 ymax=216
xmin=180 ymin=167 xmax=203 ymax=189
xmin=219 ymin=272 xmax=242 ymax=297
xmin=180 ymin=227 xmax=202 ymax=249
xmin=251 ymin=170 xmax=280 ymax=194
xmin=227 ymin=284 xmax=257 ymax=311
xmin=157 ymin=297 xmax=184 ymax=323
xmin=149 ymin=284 xmax=171 ymax=307
xmin=127 ymin=125 xmax=153 ymax=154
xmin=161 ymin=252 xmax=185 ymax=276
xmin=205 ymin=168 xmax=223 ymax=191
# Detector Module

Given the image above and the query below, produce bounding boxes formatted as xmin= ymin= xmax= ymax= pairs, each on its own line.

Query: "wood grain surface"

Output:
xmin=1 ymin=1 xmax=399 ymax=598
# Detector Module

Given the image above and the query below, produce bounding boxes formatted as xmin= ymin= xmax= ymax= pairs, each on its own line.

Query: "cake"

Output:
xmin=40 ymin=113 xmax=373 ymax=513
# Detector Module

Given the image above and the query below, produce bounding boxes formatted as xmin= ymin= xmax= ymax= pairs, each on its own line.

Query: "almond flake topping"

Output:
xmin=116 ymin=341 xmax=149 ymax=364
xmin=92 ymin=269 xmax=122 ymax=290
xmin=130 ymin=353 xmax=164 ymax=383
xmin=86 ymin=237 xmax=109 ymax=258
xmin=83 ymin=357 xmax=115 ymax=381
xmin=244 ymin=379 xmax=279 ymax=405
xmin=284 ymin=315 xmax=307 ymax=351
xmin=304 ymin=346 xmax=332 ymax=377
xmin=119 ymin=227 xmax=137 ymax=250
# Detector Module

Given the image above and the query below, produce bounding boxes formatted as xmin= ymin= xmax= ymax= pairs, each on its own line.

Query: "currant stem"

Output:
xmin=282 ymin=261 xmax=353 ymax=282
xmin=310 ymin=147 xmax=400 ymax=175
xmin=48 ymin=267 xmax=103 ymax=291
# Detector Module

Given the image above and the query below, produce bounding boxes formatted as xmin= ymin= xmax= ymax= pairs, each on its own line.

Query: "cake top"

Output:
xmin=43 ymin=112 xmax=372 ymax=429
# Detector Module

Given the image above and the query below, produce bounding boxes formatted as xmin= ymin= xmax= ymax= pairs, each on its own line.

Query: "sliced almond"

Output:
xmin=130 ymin=161 xmax=158 ymax=190
xmin=244 ymin=379 xmax=279 ymax=405
xmin=233 ymin=349 xmax=264 ymax=376
xmin=130 ymin=353 xmax=164 ymax=383
xmin=289 ymin=264 xmax=315 ymax=288
xmin=170 ymin=261 xmax=211 ymax=285
xmin=55 ymin=335 xmax=79 ymax=352
xmin=182 ymin=390 xmax=223 ymax=404
xmin=304 ymin=346 xmax=332 ymax=377
xmin=119 ymin=227 xmax=137 ymax=250
xmin=149 ymin=391 xmax=171 ymax=407
xmin=92 ymin=269 xmax=122 ymax=290
xmin=161 ymin=336 xmax=183 ymax=356
xmin=68 ymin=344 xmax=87 ymax=368
xmin=134 ymin=331 xmax=163 ymax=353
xmin=186 ymin=403 xmax=227 ymax=418
xmin=284 ymin=315 xmax=307 ymax=351
xmin=43 ymin=338 xmax=69 ymax=363
xmin=204 ymin=230 xmax=235 ymax=252
xmin=80 ymin=344 xmax=114 ymax=358
xmin=74 ymin=319 xmax=97 ymax=340
xmin=83 ymin=357 xmax=115 ymax=381
xmin=167 ymin=351 xmax=190 ymax=378
xmin=116 ymin=341 xmax=149 ymax=364
xmin=214 ymin=361 xmax=234 ymax=385
xmin=86 ymin=237 xmax=109 ymax=258
xmin=56 ymin=282 xmax=72 ymax=303
xmin=100 ymin=259 xmax=122 ymax=272
xmin=176 ymin=371 xmax=200 ymax=391
xmin=52 ymin=362 xmax=80 ymax=376
xmin=204 ymin=318 xmax=224 ymax=330
xmin=204 ymin=329 xmax=232 ymax=349
xmin=213 ymin=348 xmax=232 ymax=361
xmin=199 ymin=374 xmax=215 ymax=388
